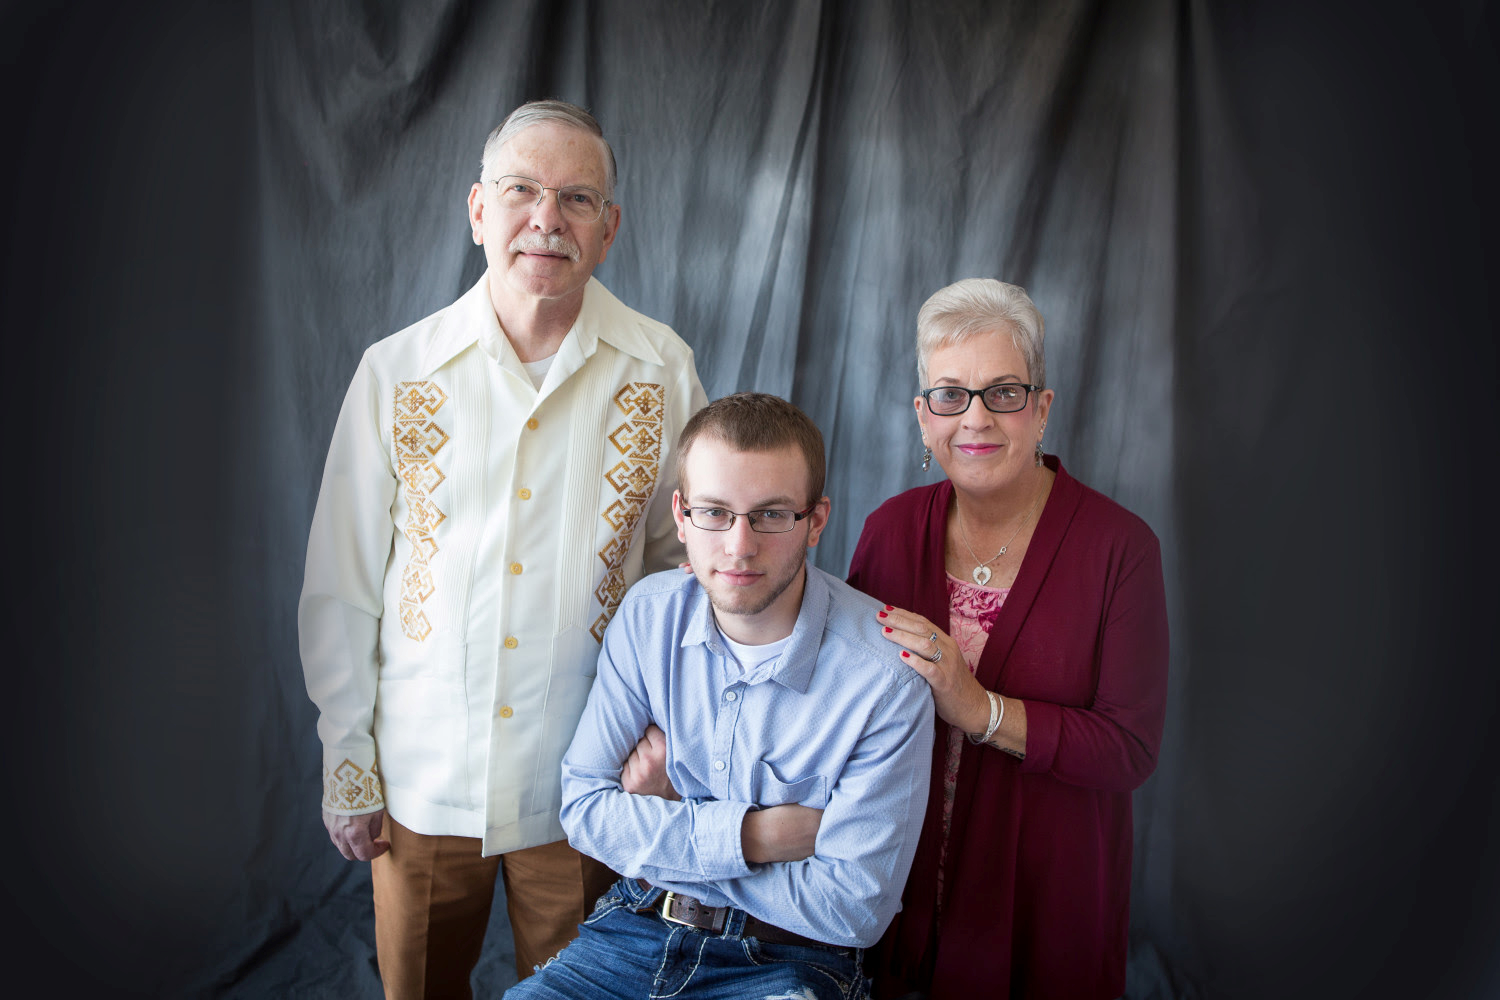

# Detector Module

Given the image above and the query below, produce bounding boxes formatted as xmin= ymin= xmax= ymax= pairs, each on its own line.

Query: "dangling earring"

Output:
xmin=1034 ymin=440 xmax=1045 ymax=468
xmin=922 ymin=446 xmax=932 ymax=472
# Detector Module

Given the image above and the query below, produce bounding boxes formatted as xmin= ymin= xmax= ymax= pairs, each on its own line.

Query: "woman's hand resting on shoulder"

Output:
xmin=876 ymin=604 xmax=992 ymax=736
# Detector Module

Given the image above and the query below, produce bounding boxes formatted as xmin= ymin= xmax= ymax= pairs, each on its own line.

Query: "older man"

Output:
xmin=506 ymin=394 xmax=934 ymax=1000
xmin=300 ymin=100 xmax=706 ymax=997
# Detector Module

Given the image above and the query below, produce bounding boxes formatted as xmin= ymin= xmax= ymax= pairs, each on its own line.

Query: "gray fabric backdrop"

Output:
xmin=3 ymin=1 xmax=1497 ymax=998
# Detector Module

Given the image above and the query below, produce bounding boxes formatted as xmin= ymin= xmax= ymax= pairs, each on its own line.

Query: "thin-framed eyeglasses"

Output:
xmin=678 ymin=502 xmax=818 ymax=533
xmin=919 ymin=383 xmax=1042 ymax=416
xmin=491 ymin=174 xmax=610 ymax=223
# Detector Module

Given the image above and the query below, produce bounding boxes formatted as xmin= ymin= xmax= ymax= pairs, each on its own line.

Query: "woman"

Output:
xmin=847 ymin=279 xmax=1168 ymax=999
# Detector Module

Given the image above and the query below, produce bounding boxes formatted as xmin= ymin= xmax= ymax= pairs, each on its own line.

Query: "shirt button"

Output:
xmin=713 ymin=760 xmax=726 ymax=772
xmin=725 ymin=691 xmax=737 ymax=702
xmin=518 ymin=488 xmax=532 ymax=500
xmin=526 ymin=418 xmax=540 ymax=430
xmin=510 ymin=562 xmax=523 ymax=574
xmin=499 ymin=706 xmax=513 ymax=718
xmin=504 ymin=636 xmax=518 ymax=649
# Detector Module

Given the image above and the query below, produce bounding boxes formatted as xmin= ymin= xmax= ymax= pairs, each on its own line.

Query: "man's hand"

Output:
xmin=621 ymin=724 xmax=680 ymax=800
xmin=741 ymin=804 xmax=823 ymax=864
xmin=323 ymin=807 xmax=390 ymax=861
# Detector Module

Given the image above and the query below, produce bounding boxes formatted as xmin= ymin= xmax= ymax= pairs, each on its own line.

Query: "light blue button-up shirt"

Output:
xmin=560 ymin=565 xmax=935 ymax=948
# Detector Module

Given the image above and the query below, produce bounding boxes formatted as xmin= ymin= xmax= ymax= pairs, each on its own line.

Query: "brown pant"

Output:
xmin=371 ymin=814 xmax=616 ymax=999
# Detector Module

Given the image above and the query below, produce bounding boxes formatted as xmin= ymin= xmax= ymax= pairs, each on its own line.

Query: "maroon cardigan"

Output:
xmin=847 ymin=457 xmax=1168 ymax=1000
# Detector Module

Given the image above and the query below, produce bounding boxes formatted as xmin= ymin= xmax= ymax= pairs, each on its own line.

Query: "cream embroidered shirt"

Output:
xmin=299 ymin=273 xmax=707 ymax=856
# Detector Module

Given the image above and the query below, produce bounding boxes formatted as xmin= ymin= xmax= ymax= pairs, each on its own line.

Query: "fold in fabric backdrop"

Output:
xmin=7 ymin=1 xmax=1497 ymax=997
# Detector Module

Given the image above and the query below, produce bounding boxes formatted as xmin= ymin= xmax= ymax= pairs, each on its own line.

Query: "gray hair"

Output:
xmin=916 ymin=278 xmax=1046 ymax=389
xmin=479 ymin=99 xmax=617 ymax=198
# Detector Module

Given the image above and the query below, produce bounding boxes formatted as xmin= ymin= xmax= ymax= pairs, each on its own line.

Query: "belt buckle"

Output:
xmin=659 ymin=891 xmax=695 ymax=928
xmin=660 ymin=891 xmax=720 ymax=932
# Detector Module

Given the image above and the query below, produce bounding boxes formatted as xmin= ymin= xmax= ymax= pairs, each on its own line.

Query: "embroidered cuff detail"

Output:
xmin=323 ymin=758 xmax=385 ymax=812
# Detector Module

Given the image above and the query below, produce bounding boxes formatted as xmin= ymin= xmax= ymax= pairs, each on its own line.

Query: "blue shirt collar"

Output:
xmin=679 ymin=565 xmax=830 ymax=695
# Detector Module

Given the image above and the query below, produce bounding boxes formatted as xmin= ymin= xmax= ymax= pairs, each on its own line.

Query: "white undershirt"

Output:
xmin=522 ymin=354 xmax=556 ymax=389
xmin=719 ymin=629 xmax=792 ymax=685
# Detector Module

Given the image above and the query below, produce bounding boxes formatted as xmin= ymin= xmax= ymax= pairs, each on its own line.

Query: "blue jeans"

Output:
xmin=504 ymin=877 xmax=870 ymax=999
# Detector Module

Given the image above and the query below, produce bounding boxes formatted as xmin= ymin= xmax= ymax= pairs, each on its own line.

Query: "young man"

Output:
xmin=506 ymin=393 xmax=934 ymax=999
xmin=299 ymin=100 xmax=706 ymax=996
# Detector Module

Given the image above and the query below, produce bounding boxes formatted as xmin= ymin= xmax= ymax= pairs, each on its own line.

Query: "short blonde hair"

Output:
xmin=916 ymin=278 xmax=1046 ymax=388
xmin=675 ymin=393 xmax=826 ymax=507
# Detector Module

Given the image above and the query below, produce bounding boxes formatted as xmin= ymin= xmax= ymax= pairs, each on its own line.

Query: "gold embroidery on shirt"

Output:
xmin=591 ymin=382 xmax=665 ymax=642
xmin=324 ymin=757 xmax=384 ymax=811
xmin=394 ymin=381 xmax=449 ymax=641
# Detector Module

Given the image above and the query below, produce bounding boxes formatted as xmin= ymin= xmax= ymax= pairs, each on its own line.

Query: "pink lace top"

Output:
xmin=936 ymin=572 xmax=1008 ymax=912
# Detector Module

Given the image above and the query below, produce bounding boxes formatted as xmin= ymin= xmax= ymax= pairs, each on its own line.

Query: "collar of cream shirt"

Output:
xmin=413 ymin=271 xmax=668 ymax=377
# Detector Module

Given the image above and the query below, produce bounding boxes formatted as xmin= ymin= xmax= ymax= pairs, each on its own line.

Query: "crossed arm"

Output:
xmin=621 ymin=724 xmax=821 ymax=864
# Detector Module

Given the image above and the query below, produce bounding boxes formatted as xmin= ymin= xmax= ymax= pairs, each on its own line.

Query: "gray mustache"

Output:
xmin=509 ymin=234 xmax=580 ymax=261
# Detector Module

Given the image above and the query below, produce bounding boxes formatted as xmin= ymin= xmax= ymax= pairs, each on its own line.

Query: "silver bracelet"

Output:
xmin=967 ymin=690 xmax=1004 ymax=745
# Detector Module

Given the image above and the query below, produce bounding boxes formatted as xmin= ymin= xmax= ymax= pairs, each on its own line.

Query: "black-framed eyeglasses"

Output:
xmin=678 ymin=503 xmax=818 ymax=533
xmin=491 ymin=175 xmax=611 ymax=223
xmin=919 ymin=383 xmax=1041 ymax=416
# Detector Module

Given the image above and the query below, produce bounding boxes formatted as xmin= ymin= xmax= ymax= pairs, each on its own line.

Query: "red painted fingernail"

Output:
xmin=878 ymin=611 xmax=887 ymax=618
xmin=884 ymin=626 xmax=893 ymax=633
xmin=901 ymin=650 xmax=911 ymax=658
xmin=884 ymin=605 xmax=894 ymax=611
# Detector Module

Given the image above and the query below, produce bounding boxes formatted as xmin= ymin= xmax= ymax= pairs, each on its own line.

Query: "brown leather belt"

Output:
xmin=634 ymin=879 xmax=840 ymax=950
